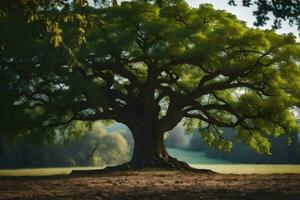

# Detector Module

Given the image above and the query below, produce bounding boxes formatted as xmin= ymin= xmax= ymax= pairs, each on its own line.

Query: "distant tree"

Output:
xmin=187 ymin=132 xmax=207 ymax=151
xmin=0 ymin=122 xmax=129 ymax=168
xmin=228 ymin=0 xmax=300 ymax=32
xmin=204 ymin=129 xmax=300 ymax=164
xmin=1 ymin=0 xmax=300 ymax=170
xmin=165 ymin=126 xmax=189 ymax=149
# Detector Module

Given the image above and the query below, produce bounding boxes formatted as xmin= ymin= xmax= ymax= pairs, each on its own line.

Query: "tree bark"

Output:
xmin=129 ymin=125 xmax=166 ymax=168
xmin=127 ymin=123 xmax=193 ymax=170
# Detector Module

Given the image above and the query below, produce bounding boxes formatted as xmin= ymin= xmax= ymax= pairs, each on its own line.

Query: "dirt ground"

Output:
xmin=0 ymin=170 xmax=299 ymax=200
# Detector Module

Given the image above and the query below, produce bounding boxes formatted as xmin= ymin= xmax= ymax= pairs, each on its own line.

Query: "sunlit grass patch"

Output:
xmin=0 ymin=167 xmax=101 ymax=177
xmin=191 ymin=164 xmax=300 ymax=174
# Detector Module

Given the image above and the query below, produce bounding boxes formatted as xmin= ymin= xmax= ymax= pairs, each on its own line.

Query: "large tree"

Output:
xmin=1 ymin=0 xmax=300 ymax=169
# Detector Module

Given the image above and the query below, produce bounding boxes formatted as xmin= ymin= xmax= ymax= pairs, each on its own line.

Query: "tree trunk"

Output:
xmin=70 ymin=122 xmax=215 ymax=175
xmin=127 ymin=124 xmax=193 ymax=170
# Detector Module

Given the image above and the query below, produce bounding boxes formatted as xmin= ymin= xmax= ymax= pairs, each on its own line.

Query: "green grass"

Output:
xmin=1 ymin=148 xmax=299 ymax=176
xmin=0 ymin=165 xmax=300 ymax=176
xmin=0 ymin=167 xmax=101 ymax=176
xmin=167 ymin=148 xmax=231 ymax=164
xmin=191 ymin=164 xmax=300 ymax=174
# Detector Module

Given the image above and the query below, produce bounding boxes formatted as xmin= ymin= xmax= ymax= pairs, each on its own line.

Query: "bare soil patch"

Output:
xmin=0 ymin=170 xmax=299 ymax=200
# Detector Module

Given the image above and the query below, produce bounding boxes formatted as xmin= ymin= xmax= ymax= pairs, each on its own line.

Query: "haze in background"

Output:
xmin=1 ymin=121 xmax=299 ymax=168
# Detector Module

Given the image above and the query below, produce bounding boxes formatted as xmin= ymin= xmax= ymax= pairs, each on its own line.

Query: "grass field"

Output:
xmin=0 ymin=164 xmax=300 ymax=176
xmin=1 ymin=148 xmax=299 ymax=176
xmin=0 ymin=167 xmax=98 ymax=176
xmin=192 ymin=164 xmax=300 ymax=174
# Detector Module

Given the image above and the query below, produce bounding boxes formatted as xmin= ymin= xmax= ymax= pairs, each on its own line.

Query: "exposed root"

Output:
xmin=70 ymin=156 xmax=215 ymax=176
xmin=70 ymin=163 xmax=131 ymax=176
xmin=148 ymin=155 xmax=215 ymax=173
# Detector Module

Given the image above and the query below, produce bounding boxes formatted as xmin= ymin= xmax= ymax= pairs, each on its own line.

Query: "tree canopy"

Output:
xmin=0 ymin=0 xmax=300 ymax=168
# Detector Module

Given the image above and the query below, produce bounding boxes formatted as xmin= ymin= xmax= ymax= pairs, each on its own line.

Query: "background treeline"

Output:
xmin=0 ymin=122 xmax=299 ymax=169
xmin=0 ymin=123 xmax=131 ymax=169
xmin=166 ymin=127 xmax=300 ymax=164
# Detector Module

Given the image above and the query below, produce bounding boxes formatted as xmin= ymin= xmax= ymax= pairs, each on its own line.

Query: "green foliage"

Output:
xmin=0 ymin=0 xmax=299 ymax=157
xmin=183 ymin=118 xmax=202 ymax=134
xmin=235 ymin=127 xmax=271 ymax=155
xmin=199 ymin=126 xmax=233 ymax=152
